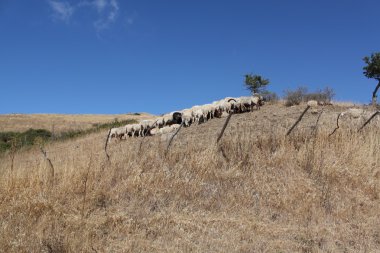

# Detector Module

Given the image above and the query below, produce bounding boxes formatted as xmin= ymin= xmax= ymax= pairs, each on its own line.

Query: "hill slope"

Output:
xmin=0 ymin=113 xmax=154 ymax=133
xmin=0 ymin=103 xmax=379 ymax=252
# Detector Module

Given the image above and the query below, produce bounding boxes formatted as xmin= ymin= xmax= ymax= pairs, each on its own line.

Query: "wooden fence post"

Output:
xmin=39 ymin=147 xmax=55 ymax=185
xmin=165 ymin=122 xmax=184 ymax=155
xmin=286 ymin=106 xmax=310 ymax=136
xmin=328 ymin=113 xmax=342 ymax=137
xmin=216 ymin=113 xmax=233 ymax=143
xmin=358 ymin=111 xmax=380 ymax=131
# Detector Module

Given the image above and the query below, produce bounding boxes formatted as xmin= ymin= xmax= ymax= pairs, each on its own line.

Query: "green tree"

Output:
xmin=363 ymin=52 xmax=380 ymax=106
xmin=244 ymin=73 xmax=270 ymax=94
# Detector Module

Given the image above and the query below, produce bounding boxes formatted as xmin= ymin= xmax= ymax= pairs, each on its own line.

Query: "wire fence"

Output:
xmin=2 ymin=107 xmax=379 ymax=166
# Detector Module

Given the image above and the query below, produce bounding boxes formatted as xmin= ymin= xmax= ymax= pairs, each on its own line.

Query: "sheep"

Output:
xmin=159 ymin=124 xmax=181 ymax=134
xmin=171 ymin=124 xmax=181 ymax=131
xmin=108 ymin=96 xmax=267 ymax=142
xmin=162 ymin=112 xmax=182 ymax=126
xmin=338 ymin=108 xmax=376 ymax=129
xmin=160 ymin=124 xmax=182 ymax=143
xmin=251 ymin=95 xmax=263 ymax=109
xmin=192 ymin=108 xmax=205 ymax=124
xmin=212 ymin=98 xmax=237 ymax=114
xmin=109 ymin=127 xmax=119 ymax=139
xmin=307 ymin=100 xmax=318 ymax=107
xmin=156 ymin=117 xmax=165 ymax=128
xmin=172 ymin=112 xmax=183 ymax=124
xmin=149 ymin=127 xmax=159 ymax=136
xmin=234 ymin=96 xmax=263 ymax=112
xmin=128 ymin=124 xmax=142 ymax=137
xmin=201 ymin=104 xmax=215 ymax=121
xmin=109 ymin=126 xmax=126 ymax=140
xmin=139 ymin=120 xmax=156 ymax=136
xmin=235 ymin=97 xmax=252 ymax=112
xmin=341 ymin=108 xmax=364 ymax=119
xmin=181 ymin=109 xmax=194 ymax=127
xmin=212 ymin=102 xmax=225 ymax=118
xmin=125 ymin=124 xmax=134 ymax=137
xmin=222 ymin=98 xmax=239 ymax=114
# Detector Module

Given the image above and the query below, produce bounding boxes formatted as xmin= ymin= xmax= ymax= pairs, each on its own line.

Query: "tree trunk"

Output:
xmin=372 ymin=80 xmax=380 ymax=106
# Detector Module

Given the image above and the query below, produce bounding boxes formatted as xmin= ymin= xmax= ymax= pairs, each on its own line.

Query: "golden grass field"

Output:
xmin=0 ymin=102 xmax=379 ymax=252
xmin=0 ymin=113 xmax=154 ymax=133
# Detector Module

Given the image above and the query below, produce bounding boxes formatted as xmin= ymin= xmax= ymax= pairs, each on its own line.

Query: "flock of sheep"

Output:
xmin=109 ymin=95 xmax=264 ymax=140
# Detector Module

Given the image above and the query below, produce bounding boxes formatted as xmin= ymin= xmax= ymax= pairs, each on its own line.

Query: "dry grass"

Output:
xmin=0 ymin=113 xmax=154 ymax=133
xmin=0 ymin=104 xmax=379 ymax=252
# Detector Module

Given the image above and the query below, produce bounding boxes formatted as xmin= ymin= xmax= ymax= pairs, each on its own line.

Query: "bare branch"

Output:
xmin=328 ymin=113 xmax=342 ymax=137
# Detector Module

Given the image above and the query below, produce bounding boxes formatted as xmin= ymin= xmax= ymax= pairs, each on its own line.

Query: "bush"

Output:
xmin=303 ymin=87 xmax=335 ymax=103
xmin=261 ymin=91 xmax=279 ymax=103
xmin=0 ymin=129 xmax=52 ymax=153
xmin=56 ymin=119 xmax=138 ymax=141
xmin=284 ymin=87 xmax=308 ymax=106
xmin=284 ymin=86 xmax=335 ymax=106
xmin=0 ymin=119 xmax=138 ymax=153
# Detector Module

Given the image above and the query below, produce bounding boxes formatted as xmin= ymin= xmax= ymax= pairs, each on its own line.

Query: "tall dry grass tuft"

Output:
xmin=0 ymin=104 xmax=379 ymax=252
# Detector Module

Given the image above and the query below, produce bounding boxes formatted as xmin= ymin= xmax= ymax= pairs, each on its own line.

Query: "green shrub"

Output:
xmin=0 ymin=119 xmax=138 ymax=153
xmin=56 ymin=119 xmax=138 ymax=141
xmin=0 ymin=129 xmax=52 ymax=153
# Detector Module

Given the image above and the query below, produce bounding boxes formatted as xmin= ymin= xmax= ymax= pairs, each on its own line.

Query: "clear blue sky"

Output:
xmin=0 ymin=0 xmax=379 ymax=114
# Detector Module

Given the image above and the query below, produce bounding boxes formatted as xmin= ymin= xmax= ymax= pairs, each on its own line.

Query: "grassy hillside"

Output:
xmin=0 ymin=103 xmax=379 ymax=252
xmin=0 ymin=113 xmax=153 ymax=133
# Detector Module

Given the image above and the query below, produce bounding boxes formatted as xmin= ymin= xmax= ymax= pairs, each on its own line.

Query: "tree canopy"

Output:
xmin=244 ymin=74 xmax=270 ymax=94
xmin=363 ymin=52 xmax=380 ymax=105
xmin=363 ymin=53 xmax=380 ymax=80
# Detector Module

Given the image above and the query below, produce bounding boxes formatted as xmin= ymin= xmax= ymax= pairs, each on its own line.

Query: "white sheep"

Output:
xmin=192 ymin=108 xmax=205 ymax=124
xmin=235 ymin=96 xmax=262 ymax=112
xmin=139 ymin=120 xmax=156 ymax=136
xmin=159 ymin=124 xmax=181 ymax=134
xmin=162 ymin=113 xmax=173 ymax=126
xmin=341 ymin=108 xmax=364 ymax=119
xmin=109 ymin=126 xmax=126 ymax=140
xmin=129 ymin=124 xmax=142 ymax=137
xmin=181 ymin=109 xmax=193 ymax=127
xmin=235 ymin=97 xmax=252 ymax=112
xmin=220 ymin=100 xmax=236 ymax=114
xmin=109 ymin=127 xmax=119 ymax=139
xmin=201 ymin=104 xmax=215 ymax=121
xmin=149 ymin=127 xmax=159 ymax=136
xmin=125 ymin=124 xmax=135 ymax=137
xmin=156 ymin=117 xmax=165 ymax=128
xmin=307 ymin=100 xmax=318 ymax=107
